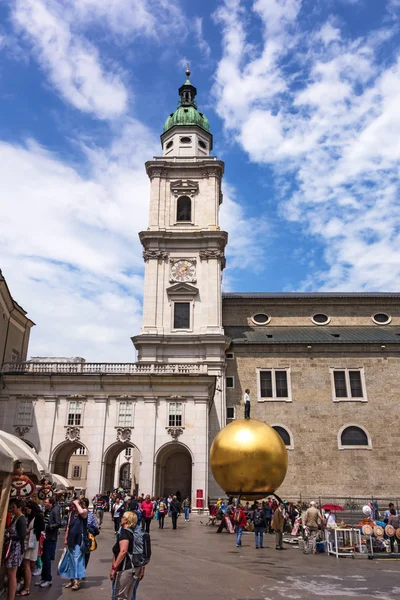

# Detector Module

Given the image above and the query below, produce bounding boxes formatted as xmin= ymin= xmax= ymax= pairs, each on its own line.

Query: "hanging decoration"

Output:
xmin=10 ymin=464 xmax=35 ymax=498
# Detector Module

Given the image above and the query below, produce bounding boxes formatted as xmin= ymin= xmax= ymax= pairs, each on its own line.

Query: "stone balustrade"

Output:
xmin=1 ymin=362 xmax=206 ymax=375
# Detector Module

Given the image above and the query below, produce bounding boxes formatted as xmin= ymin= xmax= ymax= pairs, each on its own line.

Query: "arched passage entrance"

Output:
xmin=50 ymin=441 xmax=89 ymax=478
xmin=102 ymin=442 xmax=141 ymax=494
xmin=155 ymin=443 xmax=192 ymax=500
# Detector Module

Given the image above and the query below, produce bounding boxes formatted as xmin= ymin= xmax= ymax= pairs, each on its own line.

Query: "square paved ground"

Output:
xmin=27 ymin=515 xmax=400 ymax=600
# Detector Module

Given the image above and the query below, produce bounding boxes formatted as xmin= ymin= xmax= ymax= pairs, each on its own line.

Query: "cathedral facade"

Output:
xmin=1 ymin=72 xmax=400 ymax=504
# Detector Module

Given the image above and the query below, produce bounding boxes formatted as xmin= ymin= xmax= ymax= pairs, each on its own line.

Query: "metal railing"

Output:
xmin=283 ymin=496 xmax=400 ymax=526
xmin=1 ymin=362 xmax=206 ymax=375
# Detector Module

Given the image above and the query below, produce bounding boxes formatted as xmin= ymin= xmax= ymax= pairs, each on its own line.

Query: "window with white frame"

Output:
xmin=125 ymin=447 xmax=132 ymax=458
xmin=168 ymin=402 xmax=183 ymax=427
xmin=338 ymin=425 xmax=371 ymax=449
xmin=258 ymin=369 xmax=291 ymax=401
xmin=226 ymin=376 xmax=235 ymax=389
xmin=173 ymin=302 xmax=191 ymax=329
xmin=72 ymin=446 xmax=87 ymax=456
xmin=118 ymin=402 xmax=133 ymax=427
xmin=331 ymin=369 xmax=366 ymax=401
xmin=72 ymin=465 xmax=81 ymax=479
xmin=15 ymin=400 xmax=33 ymax=426
xmin=226 ymin=406 xmax=235 ymax=424
xmin=226 ymin=352 xmax=234 ymax=360
xmin=67 ymin=401 xmax=83 ymax=426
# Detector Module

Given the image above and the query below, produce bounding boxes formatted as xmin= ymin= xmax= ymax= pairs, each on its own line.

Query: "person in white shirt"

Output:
xmin=325 ymin=511 xmax=336 ymax=527
xmin=244 ymin=389 xmax=251 ymax=419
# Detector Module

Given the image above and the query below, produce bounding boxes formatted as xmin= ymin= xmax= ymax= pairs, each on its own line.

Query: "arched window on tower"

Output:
xmin=177 ymin=196 xmax=191 ymax=222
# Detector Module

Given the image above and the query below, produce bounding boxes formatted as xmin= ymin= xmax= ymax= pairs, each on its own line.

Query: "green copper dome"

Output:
xmin=163 ymin=68 xmax=210 ymax=134
xmin=163 ymin=105 xmax=210 ymax=133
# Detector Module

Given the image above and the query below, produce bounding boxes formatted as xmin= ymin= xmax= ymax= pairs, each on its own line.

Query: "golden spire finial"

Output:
xmin=185 ymin=62 xmax=191 ymax=79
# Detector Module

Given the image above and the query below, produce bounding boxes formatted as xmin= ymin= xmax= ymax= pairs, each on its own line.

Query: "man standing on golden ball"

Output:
xmin=244 ymin=388 xmax=251 ymax=419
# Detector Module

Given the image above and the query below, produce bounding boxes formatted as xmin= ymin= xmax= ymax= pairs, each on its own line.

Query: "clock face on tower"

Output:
xmin=170 ymin=259 xmax=196 ymax=283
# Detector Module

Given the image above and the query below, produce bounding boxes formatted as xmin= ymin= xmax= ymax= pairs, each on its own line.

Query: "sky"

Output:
xmin=0 ymin=0 xmax=399 ymax=361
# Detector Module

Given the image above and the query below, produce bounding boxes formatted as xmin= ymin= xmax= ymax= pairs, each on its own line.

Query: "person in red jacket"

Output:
xmin=233 ymin=504 xmax=247 ymax=547
xmin=141 ymin=495 xmax=154 ymax=533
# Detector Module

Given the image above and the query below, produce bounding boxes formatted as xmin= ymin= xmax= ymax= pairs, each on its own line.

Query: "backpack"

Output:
xmin=253 ymin=510 xmax=264 ymax=527
xmin=125 ymin=527 xmax=151 ymax=567
xmin=234 ymin=509 xmax=241 ymax=524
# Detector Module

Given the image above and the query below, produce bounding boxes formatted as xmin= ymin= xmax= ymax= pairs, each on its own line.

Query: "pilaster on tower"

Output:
xmin=132 ymin=69 xmax=229 ymax=365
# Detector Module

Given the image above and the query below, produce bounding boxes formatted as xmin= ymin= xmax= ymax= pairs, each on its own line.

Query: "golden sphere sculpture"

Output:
xmin=210 ymin=419 xmax=288 ymax=500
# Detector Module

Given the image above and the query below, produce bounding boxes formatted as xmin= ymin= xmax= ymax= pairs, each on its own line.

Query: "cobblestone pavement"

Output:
xmin=26 ymin=515 xmax=400 ymax=600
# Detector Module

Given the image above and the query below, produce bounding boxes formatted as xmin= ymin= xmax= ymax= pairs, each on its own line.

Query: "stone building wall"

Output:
xmin=222 ymin=298 xmax=400 ymax=327
xmin=226 ymin=347 xmax=400 ymax=498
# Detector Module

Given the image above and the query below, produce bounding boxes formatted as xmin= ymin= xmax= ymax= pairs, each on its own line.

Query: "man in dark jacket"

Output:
xmin=170 ymin=496 xmax=181 ymax=530
xmin=253 ymin=502 xmax=267 ymax=548
xmin=262 ymin=501 xmax=272 ymax=534
xmin=37 ymin=496 xmax=61 ymax=588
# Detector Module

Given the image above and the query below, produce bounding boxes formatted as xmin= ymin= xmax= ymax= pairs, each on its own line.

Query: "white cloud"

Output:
xmin=64 ymin=0 xmax=186 ymax=40
xmin=193 ymin=17 xmax=211 ymax=58
xmin=0 ymin=120 xmax=158 ymax=361
xmin=12 ymin=0 xmax=128 ymax=119
xmin=316 ymin=21 xmax=341 ymax=45
xmin=214 ymin=0 xmax=400 ymax=291
xmin=220 ymin=182 xmax=271 ymax=287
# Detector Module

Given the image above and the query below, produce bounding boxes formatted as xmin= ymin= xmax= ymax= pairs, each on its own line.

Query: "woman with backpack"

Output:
xmin=110 ymin=511 xmax=147 ymax=600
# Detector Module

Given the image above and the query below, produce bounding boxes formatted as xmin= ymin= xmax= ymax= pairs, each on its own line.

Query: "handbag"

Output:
xmin=26 ymin=520 xmax=37 ymax=550
xmin=57 ymin=548 xmax=74 ymax=576
xmin=1 ymin=539 xmax=12 ymax=564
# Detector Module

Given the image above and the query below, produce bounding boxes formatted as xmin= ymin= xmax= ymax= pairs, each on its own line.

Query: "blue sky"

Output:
xmin=0 ymin=0 xmax=399 ymax=361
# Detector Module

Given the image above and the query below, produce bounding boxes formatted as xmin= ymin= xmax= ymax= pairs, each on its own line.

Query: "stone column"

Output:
xmin=85 ymin=396 xmax=108 ymax=501
xmin=138 ymin=397 xmax=157 ymax=495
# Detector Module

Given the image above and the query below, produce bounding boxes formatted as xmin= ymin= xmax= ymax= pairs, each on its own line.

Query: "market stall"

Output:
xmin=0 ymin=430 xmax=50 ymax=557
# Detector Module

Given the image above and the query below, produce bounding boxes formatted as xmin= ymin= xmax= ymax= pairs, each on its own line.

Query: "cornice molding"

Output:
xmin=145 ymin=158 xmax=224 ymax=181
xmin=199 ymin=249 xmax=226 ymax=270
xmin=143 ymin=249 xmax=169 ymax=262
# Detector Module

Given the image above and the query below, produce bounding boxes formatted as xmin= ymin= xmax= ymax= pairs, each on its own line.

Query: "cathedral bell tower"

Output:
xmin=132 ymin=69 xmax=229 ymax=368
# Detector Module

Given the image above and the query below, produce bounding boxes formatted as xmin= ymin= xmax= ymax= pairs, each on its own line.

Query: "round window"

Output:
xmin=372 ymin=313 xmax=391 ymax=325
xmin=252 ymin=313 xmax=270 ymax=325
xmin=312 ymin=313 xmax=330 ymax=325
xmin=180 ymin=136 xmax=191 ymax=144
xmin=166 ymin=140 xmax=173 ymax=149
xmin=198 ymin=140 xmax=207 ymax=149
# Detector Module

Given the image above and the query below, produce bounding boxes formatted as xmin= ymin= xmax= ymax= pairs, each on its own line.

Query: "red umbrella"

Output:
xmin=321 ymin=504 xmax=344 ymax=511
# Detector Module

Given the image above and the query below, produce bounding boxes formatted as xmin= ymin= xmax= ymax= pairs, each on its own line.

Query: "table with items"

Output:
xmin=325 ymin=527 xmax=362 ymax=558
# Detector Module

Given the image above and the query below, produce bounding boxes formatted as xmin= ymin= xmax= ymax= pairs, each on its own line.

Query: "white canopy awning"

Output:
xmin=0 ymin=430 xmax=49 ymax=480
xmin=0 ymin=444 xmax=14 ymax=473
xmin=52 ymin=473 xmax=72 ymax=489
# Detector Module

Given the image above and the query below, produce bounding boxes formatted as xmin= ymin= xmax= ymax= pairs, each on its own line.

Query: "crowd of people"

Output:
xmin=213 ymin=497 xmax=336 ymax=554
xmin=2 ymin=488 xmax=180 ymax=600
xmin=93 ymin=491 xmax=191 ymax=533
xmin=5 ymin=487 xmax=399 ymax=600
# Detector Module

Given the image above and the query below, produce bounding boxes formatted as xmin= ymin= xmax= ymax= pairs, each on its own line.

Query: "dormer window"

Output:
xmin=177 ymin=196 xmax=191 ymax=221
